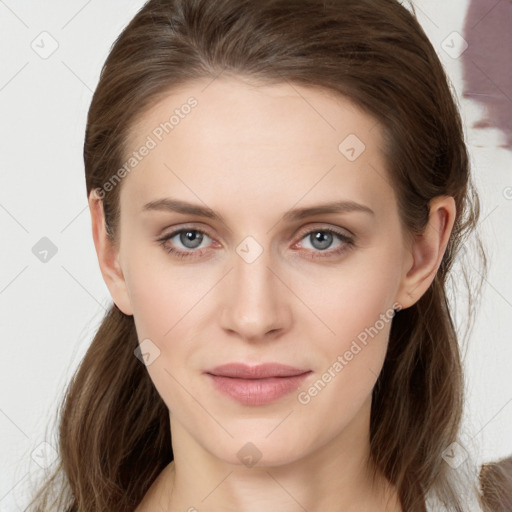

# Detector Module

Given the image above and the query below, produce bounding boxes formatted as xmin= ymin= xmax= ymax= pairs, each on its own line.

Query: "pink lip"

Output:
xmin=205 ymin=363 xmax=312 ymax=406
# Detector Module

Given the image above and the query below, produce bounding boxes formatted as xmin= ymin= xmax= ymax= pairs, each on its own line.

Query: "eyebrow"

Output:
xmin=142 ymin=197 xmax=374 ymax=223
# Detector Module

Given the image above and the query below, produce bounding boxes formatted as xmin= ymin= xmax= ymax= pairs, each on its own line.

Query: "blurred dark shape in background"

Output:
xmin=461 ymin=0 xmax=512 ymax=149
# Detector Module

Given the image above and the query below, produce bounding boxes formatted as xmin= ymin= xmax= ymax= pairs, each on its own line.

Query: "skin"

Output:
xmin=88 ymin=75 xmax=456 ymax=512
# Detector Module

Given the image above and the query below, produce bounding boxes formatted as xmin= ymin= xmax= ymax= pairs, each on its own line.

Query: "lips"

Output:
xmin=205 ymin=363 xmax=312 ymax=406
xmin=207 ymin=362 xmax=310 ymax=379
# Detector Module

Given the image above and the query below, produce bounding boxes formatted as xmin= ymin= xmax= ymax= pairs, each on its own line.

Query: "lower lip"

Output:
xmin=206 ymin=372 xmax=311 ymax=406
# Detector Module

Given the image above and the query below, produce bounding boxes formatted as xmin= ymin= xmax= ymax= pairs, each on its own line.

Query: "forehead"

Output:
xmin=120 ymin=76 xmax=396 ymax=222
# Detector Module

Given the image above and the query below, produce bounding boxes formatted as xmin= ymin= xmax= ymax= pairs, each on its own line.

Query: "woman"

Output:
xmin=26 ymin=0 xmax=509 ymax=510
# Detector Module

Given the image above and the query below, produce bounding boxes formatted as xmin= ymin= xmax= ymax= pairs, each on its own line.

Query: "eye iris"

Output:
xmin=181 ymin=230 xmax=203 ymax=249
xmin=311 ymin=231 xmax=332 ymax=250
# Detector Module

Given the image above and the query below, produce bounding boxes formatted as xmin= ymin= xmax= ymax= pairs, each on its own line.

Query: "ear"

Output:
xmin=394 ymin=195 xmax=456 ymax=309
xmin=88 ymin=190 xmax=133 ymax=315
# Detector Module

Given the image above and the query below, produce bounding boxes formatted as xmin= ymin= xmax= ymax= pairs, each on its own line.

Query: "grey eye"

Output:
xmin=178 ymin=230 xmax=206 ymax=249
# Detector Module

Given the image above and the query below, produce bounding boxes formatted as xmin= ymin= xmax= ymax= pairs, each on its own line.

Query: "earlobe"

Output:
xmin=88 ymin=190 xmax=133 ymax=316
xmin=395 ymin=195 xmax=456 ymax=309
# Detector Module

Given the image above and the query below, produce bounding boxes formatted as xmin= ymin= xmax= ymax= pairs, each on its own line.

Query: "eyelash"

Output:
xmin=156 ymin=226 xmax=355 ymax=260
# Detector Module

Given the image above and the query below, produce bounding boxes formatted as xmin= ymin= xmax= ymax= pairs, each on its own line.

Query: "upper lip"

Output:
xmin=206 ymin=363 xmax=311 ymax=379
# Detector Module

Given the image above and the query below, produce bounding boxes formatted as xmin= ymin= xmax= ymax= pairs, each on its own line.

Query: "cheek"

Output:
xmin=123 ymin=242 xmax=204 ymax=338
xmin=125 ymin=259 xmax=206 ymax=411
xmin=124 ymin=249 xmax=222 ymax=394
xmin=292 ymin=248 xmax=401 ymax=402
xmin=294 ymin=272 xmax=396 ymax=432
xmin=295 ymin=249 xmax=401 ymax=349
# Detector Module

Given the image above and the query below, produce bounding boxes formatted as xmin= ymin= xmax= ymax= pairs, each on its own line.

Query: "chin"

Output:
xmin=204 ymin=428 xmax=318 ymax=470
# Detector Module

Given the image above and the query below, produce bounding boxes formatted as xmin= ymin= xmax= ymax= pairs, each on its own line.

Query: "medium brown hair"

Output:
xmin=480 ymin=457 xmax=512 ymax=512
xmin=26 ymin=0 xmax=501 ymax=510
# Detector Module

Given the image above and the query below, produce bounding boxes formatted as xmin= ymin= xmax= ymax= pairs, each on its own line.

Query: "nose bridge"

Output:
xmin=220 ymin=236 xmax=289 ymax=339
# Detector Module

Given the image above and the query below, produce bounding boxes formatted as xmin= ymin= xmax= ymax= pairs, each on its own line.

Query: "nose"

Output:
xmin=219 ymin=244 xmax=292 ymax=342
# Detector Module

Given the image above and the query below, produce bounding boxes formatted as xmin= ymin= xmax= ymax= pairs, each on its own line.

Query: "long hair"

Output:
xmin=480 ymin=457 xmax=512 ymax=511
xmin=26 ymin=0 xmax=497 ymax=510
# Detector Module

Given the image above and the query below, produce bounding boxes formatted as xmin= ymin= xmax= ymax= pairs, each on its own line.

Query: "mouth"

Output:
xmin=205 ymin=363 xmax=312 ymax=406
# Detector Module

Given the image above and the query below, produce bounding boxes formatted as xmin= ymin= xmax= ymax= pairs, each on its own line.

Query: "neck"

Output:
xmin=142 ymin=397 xmax=402 ymax=512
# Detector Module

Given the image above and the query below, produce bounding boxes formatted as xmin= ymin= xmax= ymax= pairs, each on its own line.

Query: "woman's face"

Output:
xmin=109 ymin=76 xmax=414 ymax=467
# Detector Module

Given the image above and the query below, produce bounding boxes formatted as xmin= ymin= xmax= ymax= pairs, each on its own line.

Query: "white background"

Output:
xmin=1 ymin=1 xmax=511 ymax=510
